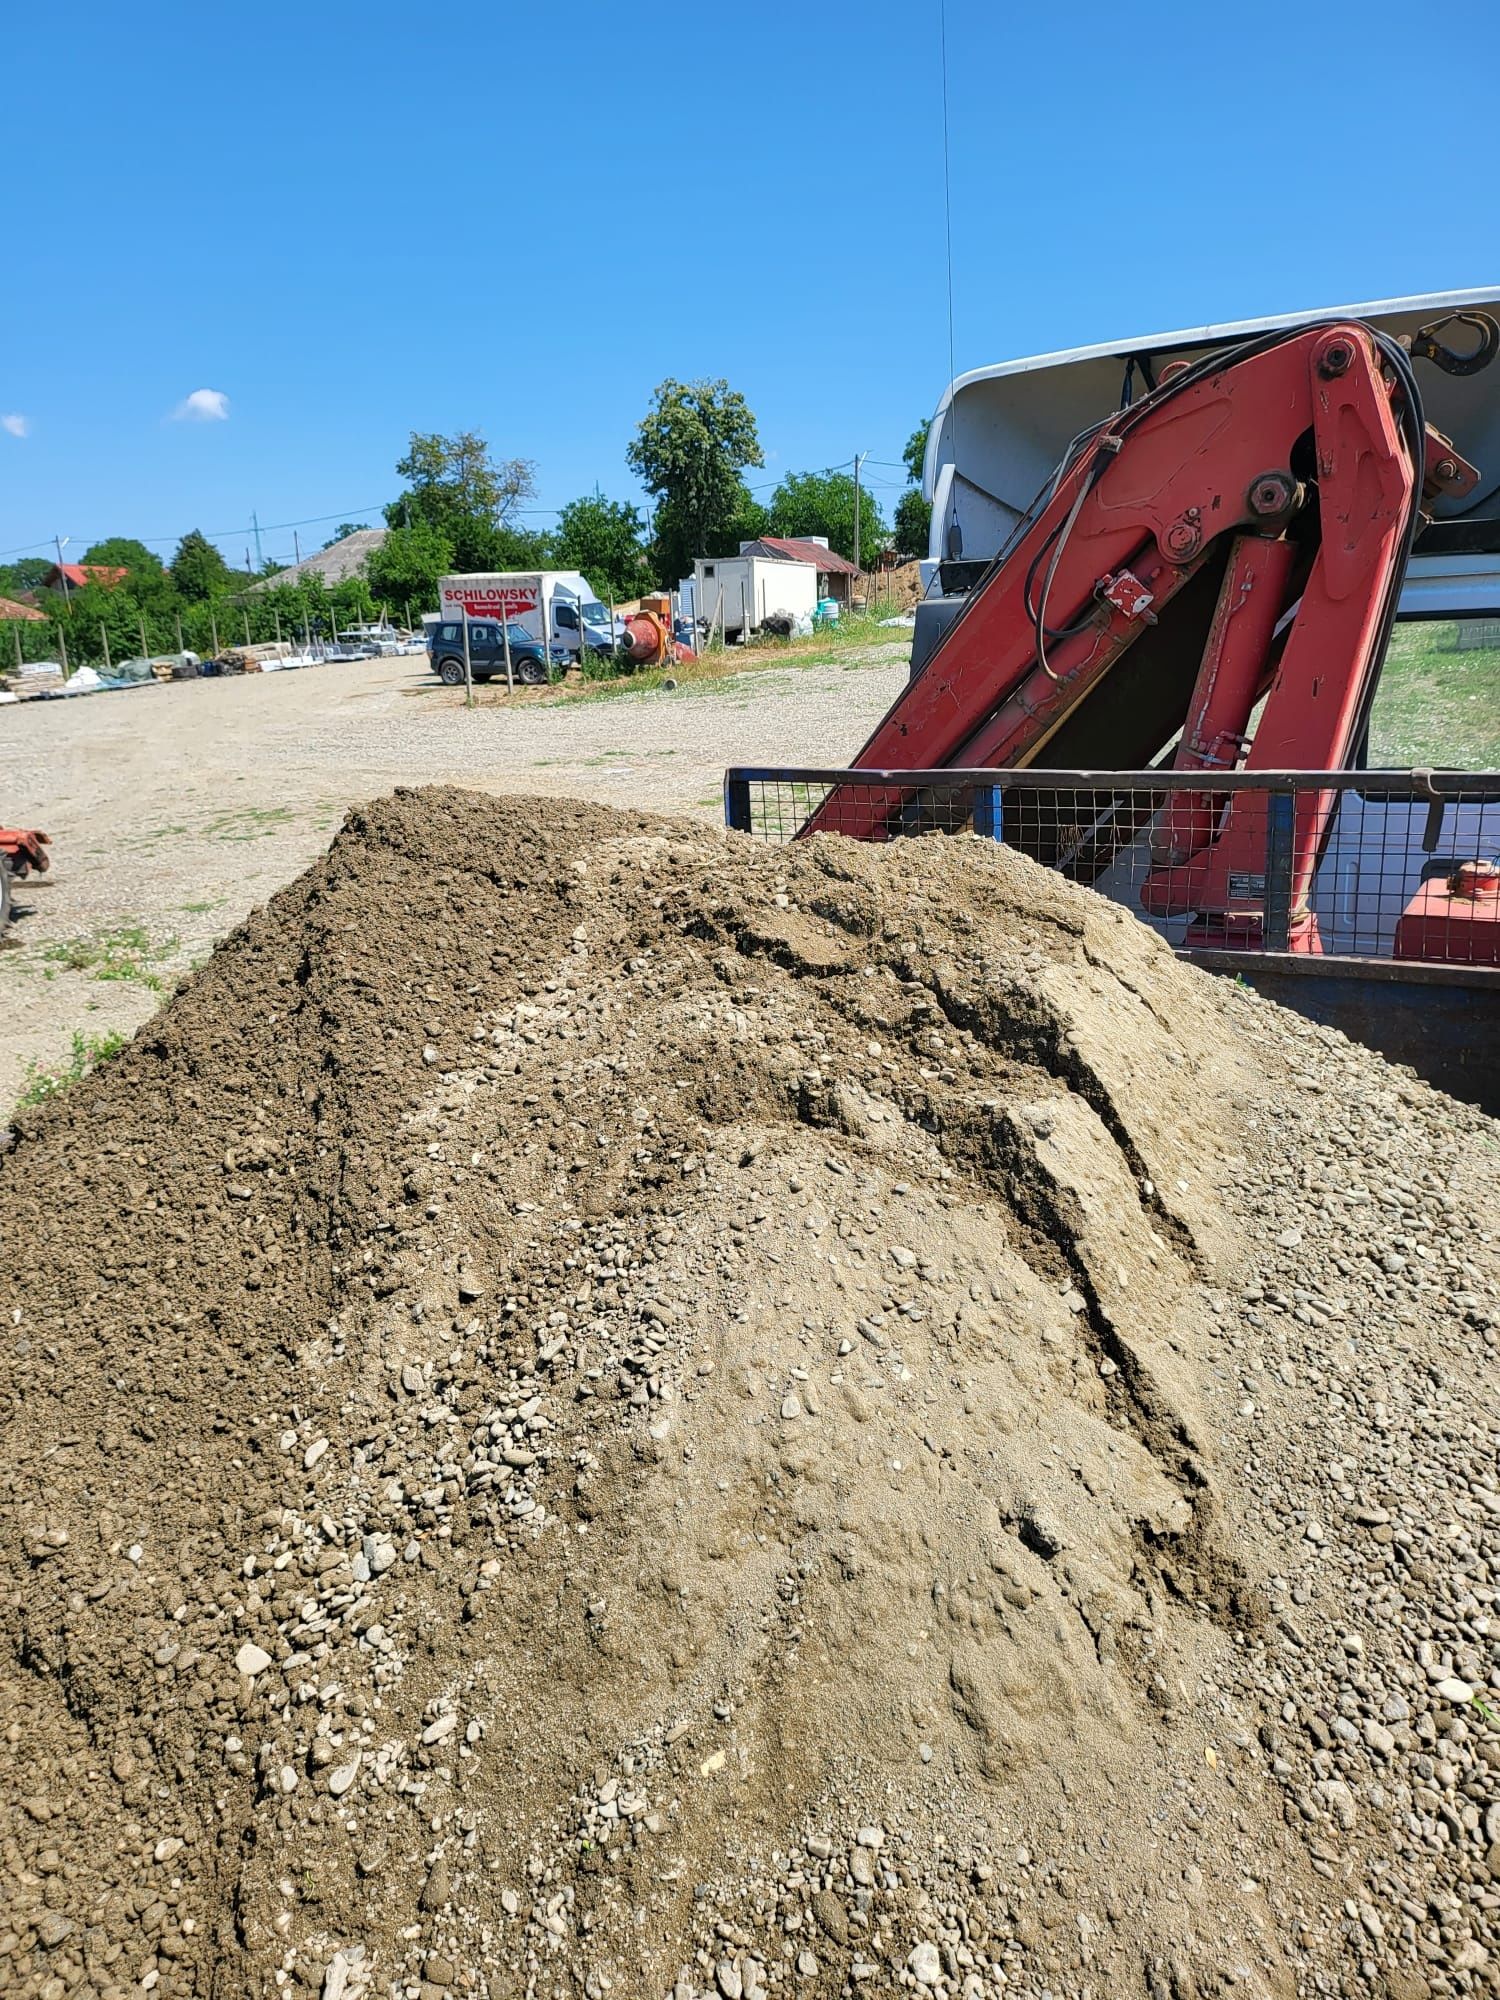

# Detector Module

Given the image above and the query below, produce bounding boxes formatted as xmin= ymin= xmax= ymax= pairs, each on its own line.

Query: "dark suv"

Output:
xmin=427 ymin=620 xmax=559 ymax=687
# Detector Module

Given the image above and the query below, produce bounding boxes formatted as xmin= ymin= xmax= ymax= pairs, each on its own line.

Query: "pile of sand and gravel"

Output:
xmin=1 ymin=788 xmax=1496 ymax=2000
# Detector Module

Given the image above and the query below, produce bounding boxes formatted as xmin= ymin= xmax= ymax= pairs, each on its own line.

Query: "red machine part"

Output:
xmin=0 ymin=827 xmax=50 ymax=877
xmin=800 ymin=321 xmax=1479 ymax=951
xmin=624 ymin=595 xmax=693 ymax=668
xmin=1394 ymin=860 xmax=1500 ymax=965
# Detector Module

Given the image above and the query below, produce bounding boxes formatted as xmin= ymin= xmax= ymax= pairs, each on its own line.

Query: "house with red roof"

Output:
xmin=40 ymin=562 xmax=129 ymax=594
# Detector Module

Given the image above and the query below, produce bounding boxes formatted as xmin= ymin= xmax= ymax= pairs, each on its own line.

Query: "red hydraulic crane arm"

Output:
xmin=800 ymin=325 xmax=1478 ymax=940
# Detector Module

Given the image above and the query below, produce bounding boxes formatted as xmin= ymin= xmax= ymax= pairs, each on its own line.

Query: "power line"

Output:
xmin=938 ymin=0 xmax=957 ymax=395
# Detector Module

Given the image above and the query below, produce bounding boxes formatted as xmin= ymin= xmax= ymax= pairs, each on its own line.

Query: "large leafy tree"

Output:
xmin=367 ymin=518 xmax=454 ymax=615
xmin=82 ymin=537 xmax=163 ymax=574
xmin=764 ymin=469 xmax=886 ymax=570
xmin=894 ymin=420 xmax=933 ymax=558
xmin=894 ymin=489 xmax=932 ymax=559
xmin=554 ymin=495 xmax=648 ymax=601
xmin=170 ymin=529 xmax=234 ymax=602
xmin=627 ymin=378 xmax=763 ymax=584
xmin=385 ymin=429 xmax=536 ymax=570
xmin=0 ymin=556 xmax=51 ymax=597
xmin=323 ymin=521 xmax=370 ymax=548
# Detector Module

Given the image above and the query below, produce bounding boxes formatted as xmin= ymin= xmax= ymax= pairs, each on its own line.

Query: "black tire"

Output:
xmin=437 ymin=657 xmax=466 ymax=687
xmin=517 ymin=657 xmax=548 ymax=686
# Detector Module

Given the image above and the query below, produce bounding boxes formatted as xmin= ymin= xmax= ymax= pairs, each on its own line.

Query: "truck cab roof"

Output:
xmin=923 ymin=289 xmax=1500 ymax=591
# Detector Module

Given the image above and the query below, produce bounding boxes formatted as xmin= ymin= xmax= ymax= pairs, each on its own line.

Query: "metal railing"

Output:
xmin=723 ymin=766 xmax=1500 ymax=965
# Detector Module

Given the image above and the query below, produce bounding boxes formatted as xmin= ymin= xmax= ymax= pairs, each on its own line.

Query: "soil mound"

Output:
xmin=1 ymin=789 xmax=1496 ymax=2000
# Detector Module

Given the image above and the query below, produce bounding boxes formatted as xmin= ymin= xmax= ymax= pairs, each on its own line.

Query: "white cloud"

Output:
xmin=173 ymin=388 xmax=230 ymax=423
xmin=1 ymin=414 xmax=27 ymax=439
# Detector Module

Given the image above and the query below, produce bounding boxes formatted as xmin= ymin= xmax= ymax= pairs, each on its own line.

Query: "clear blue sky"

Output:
xmin=3 ymin=0 xmax=1496 ymax=570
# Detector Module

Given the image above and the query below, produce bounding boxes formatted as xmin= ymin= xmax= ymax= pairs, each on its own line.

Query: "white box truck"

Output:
xmin=437 ymin=571 xmax=620 ymax=659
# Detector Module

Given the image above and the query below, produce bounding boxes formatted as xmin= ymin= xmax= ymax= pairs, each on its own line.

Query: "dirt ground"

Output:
xmin=0 ymin=648 xmax=908 ymax=1106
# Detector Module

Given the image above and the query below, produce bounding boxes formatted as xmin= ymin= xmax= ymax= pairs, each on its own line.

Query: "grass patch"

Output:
xmin=42 ymin=925 xmax=177 ymax=990
xmin=529 ymin=610 xmax=912 ymax=708
xmin=17 ymin=1029 xmax=128 ymax=1108
xmin=203 ymin=805 xmax=295 ymax=842
xmin=1370 ymin=619 xmax=1500 ymax=767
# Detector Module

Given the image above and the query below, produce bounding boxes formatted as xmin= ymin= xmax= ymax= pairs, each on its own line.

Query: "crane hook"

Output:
xmin=1405 ymin=311 xmax=1500 ymax=377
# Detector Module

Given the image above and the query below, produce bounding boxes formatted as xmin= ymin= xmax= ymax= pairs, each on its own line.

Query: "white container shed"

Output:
xmin=692 ymin=554 xmax=817 ymax=640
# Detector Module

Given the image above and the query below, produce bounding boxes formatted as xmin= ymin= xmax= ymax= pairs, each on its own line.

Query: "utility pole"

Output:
xmin=54 ymin=536 xmax=72 ymax=607
xmin=294 ymin=530 xmax=302 ymax=567
xmin=252 ymin=511 xmax=263 ymax=569
xmin=852 ymin=452 xmax=868 ymax=584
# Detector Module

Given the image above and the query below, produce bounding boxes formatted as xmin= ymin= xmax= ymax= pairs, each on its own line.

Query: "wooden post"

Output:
xmin=139 ymin=612 xmax=149 ymax=660
xmin=243 ymin=608 xmax=252 ymax=646
xmin=101 ymin=622 xmax=112 ymax=671
xmin=58 ymin=625 xmax=69 ymax=679
xmin=11 ymin=620 xmax=21 ymax=670
xmin=501 ymin=613 xmax=515 ymax=694
xmin=461 ymin=603 xmax=474 ymax=706
xmin=175 ymin=611 xmax=184 ymax=653
xmin=211 ymin=608 xmax=220 ymax=656
xmin=274 ymin=608 xmax=282 ymax=647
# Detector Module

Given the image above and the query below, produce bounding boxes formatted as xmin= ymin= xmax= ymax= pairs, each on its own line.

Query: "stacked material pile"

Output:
xmin=1 ymin=790 xmax=1495 ymax=2000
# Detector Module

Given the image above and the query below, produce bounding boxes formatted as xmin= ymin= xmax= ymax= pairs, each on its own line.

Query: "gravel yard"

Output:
xmin=0 ymin=647 xmax=908 ymax=1107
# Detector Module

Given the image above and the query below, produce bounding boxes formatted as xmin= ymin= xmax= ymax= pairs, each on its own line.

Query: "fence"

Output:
xmin=722 ymin=766 xmax=1500 ymax=965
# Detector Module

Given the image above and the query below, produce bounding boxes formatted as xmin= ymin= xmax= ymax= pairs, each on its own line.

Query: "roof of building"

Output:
xmin=45 ymin=563 xmax=128 ymax=590
xmin=251 ymin=527 xmax=388 ymax=591
xmin=746 ymin=536 xmax=859 ymax=575
xmin=0 ymin=594 xmax=46 ymax=621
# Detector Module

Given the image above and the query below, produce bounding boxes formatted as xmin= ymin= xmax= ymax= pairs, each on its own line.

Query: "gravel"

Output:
xmin=0 ymin=787 xmax=1494 ymax=2000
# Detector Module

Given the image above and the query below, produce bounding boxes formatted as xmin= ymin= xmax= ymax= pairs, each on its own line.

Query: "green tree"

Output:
xmin=324 ymin=521 xmax=370 ymax=548
xmin=554 ymin=495 xmax=648 ymax=601
xmin=171 ymin=529 xmax=234 ymax=602
xmin=894 ymin=488 xmax=932 ymax=560
xmin=894 ymin=420 xmax=933 ymax=558
xmin=332 ymin=575 xmax=377 ymax=626
xmin=627 ymin=378 xmax=763 ymax=583
xmin=384 ymin=430 xmax=536 ymax=570
xmin=367 ymin=518 xmax=454 ymax=615
xmin=0 ymin=557 xmax=55 ymax=597
xmin=81 ymin=537 xmax=163 ymax=574
xmin=765 ymin=469 xmax=886 ymax=570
